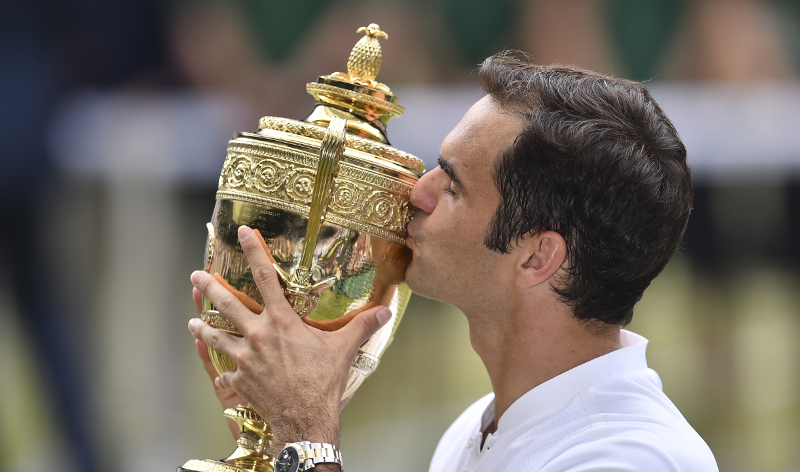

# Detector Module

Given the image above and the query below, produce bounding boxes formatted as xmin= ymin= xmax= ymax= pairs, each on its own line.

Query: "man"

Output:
xmin=188 ymin=52 xmax=718 ymax=471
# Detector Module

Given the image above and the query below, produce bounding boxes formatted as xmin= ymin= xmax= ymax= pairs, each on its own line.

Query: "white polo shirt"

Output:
xmin=429 ymin=331 xmax=718 ymax=472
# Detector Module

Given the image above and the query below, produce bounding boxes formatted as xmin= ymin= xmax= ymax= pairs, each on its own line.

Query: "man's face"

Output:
xmin=405 ymin=96 xmax=523 ymax=310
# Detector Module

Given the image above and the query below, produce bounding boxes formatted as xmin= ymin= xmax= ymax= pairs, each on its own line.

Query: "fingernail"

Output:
xmin=376 ymin=307 xmax=392 ymax=327
xmin=191 ymin=271 xmax=204 ymax=285
xmin=214 ymin=376 xmax=222 ymax=388
xmin=239 ymin=226 xmax=251 ymax=241
xmin=188 ymin=318 xmax=200 ymax=331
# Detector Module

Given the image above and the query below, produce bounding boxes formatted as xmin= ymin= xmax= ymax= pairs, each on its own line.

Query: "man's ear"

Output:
xmin=518 ymin=231 xmax=567 ymax=288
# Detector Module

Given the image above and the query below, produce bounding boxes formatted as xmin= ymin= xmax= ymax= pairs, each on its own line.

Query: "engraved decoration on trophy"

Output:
xmin=180 ymin=24 xmax=424 ymax=472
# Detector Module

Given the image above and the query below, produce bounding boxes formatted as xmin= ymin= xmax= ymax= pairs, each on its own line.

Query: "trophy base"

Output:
xmin=179 ymin=458 xmax=273 ymax=472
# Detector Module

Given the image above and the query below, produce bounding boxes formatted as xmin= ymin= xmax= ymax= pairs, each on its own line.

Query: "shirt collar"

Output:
xmin=493 ymin=329 xmax=649 ymax=437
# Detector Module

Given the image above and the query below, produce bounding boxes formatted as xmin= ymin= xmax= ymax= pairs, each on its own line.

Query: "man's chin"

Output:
xmin=404 ymin=261 xmax=422 ymax=294
xmin=404 ymin=262 xmax=436 ymax=301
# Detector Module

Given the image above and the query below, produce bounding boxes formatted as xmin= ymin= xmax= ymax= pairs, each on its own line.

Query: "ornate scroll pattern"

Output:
xmin=218 ymin=138 xmax=415 ymax=244
xmin=258 ymin=116 xmax=424 ymax=175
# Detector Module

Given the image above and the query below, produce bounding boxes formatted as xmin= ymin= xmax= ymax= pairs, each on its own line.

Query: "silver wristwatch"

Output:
xmin=274 ymin=441 xmax=344 ymax=472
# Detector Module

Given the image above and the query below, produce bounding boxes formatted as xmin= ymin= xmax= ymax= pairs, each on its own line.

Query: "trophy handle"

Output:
xmin=273 ymin=115 xmax=348 ymax=316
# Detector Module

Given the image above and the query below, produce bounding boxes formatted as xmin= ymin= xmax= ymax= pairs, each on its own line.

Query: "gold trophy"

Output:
xmin=180 ymin=24 xmax=424 ymax=472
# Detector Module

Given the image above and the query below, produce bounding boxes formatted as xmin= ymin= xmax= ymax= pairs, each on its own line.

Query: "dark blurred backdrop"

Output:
xmin=2 ymin=1 xmax=800 ymax=471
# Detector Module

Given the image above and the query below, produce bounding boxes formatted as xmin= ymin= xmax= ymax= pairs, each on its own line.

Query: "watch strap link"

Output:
xmin=297 ymin=442 xmax=343 ymax=470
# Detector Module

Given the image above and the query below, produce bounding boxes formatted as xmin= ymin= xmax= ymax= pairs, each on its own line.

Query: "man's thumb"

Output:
xmin=340 ymin=305 xmax=392 ymax=346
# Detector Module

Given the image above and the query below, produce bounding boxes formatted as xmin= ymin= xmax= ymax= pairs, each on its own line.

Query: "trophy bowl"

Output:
xmin=180 ymin=24 xmax=424 ymax=472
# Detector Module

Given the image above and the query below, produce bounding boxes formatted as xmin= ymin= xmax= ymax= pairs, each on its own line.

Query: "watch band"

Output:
xmin=293 ymin=441 xmax=344 ymax=471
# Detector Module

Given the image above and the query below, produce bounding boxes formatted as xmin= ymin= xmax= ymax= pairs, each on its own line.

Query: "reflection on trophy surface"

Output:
xmin=179 ymin=23 xmax=425 ymax=472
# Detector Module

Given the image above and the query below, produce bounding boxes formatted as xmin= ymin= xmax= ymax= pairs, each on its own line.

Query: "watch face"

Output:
xmin=275 ymin=446 xmax=301 ymax=472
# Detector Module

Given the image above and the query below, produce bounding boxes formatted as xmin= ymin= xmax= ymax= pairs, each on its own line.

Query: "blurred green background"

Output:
xmin=2 ymin=1 xmax=800 ymax=471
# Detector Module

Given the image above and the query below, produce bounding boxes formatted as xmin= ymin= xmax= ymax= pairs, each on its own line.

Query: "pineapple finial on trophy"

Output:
xmin=326 ymin=23 xmax=391 ymax=93
xmin=347 ymin=24 xmax=387 ymax=85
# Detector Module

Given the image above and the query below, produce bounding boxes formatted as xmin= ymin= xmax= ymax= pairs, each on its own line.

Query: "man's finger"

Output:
xmin=191 ymin=270 xmax=251 ymax=333
xmin=188 ymin=318 xmax=242 ymax=359
xmin=237 ymin=226 xmax=287 ymax=311
xmin=196 ymin=338 xmax=212 ymax=362
xmin=193 ymin=287 xmax=203 ymax=315
xmin=196 ymin=339 xmax=221 ymax=381
xmin=216 ymin=370 xmax=236 ymax=391
xmin=337 ymin=305 xmax=392 ymax=349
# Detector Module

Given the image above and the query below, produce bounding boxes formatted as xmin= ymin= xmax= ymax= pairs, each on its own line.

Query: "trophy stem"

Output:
xmin=180 ymin=405 xmax=274 ymax=472
xmin=224 ymin=404 xmax=274 ymax=471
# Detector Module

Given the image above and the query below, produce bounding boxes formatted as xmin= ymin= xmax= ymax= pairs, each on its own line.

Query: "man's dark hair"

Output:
xmin=480 ymin=52 xmax=692 ymax=326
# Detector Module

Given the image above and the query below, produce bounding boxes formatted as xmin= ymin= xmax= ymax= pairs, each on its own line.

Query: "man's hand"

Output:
xmin=187 ymin=225 xmax=392 ymax=449
xmin=193 ymin=287 xmax=246 ymax=439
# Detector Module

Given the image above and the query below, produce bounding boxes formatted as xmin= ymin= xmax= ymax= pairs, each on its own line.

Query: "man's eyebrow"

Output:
xmin=437 ymin=156 xmax=463 ymax=187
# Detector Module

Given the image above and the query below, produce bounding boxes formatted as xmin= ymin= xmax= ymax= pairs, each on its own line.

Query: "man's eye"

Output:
xmin=443 ymin=184 xmax=456 ymax=196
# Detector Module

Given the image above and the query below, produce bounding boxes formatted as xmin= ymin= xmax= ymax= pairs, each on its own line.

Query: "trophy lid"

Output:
xmin=256 ymin=23 xmax=425 ymax=176
xmin=305 ymin=23 xmax=403 ymax=127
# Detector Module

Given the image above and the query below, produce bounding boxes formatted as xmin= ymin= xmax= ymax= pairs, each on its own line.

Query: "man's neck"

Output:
xmin=466 ymin=298 xmax=623 ymax=424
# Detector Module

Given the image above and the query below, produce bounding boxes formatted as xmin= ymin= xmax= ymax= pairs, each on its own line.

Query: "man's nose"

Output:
xmin=410 ymin=169 xmax=438 ymax=214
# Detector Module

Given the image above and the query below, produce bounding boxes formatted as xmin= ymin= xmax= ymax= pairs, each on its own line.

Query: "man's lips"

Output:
xmin=405 ymin=232 xmax=415 ymax=249
xmin=405 ymin=225 xmax=417 ymax=249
